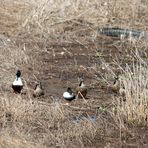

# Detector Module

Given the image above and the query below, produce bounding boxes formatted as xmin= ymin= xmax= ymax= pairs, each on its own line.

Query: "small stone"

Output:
xmin=60 ymin=52 xmax=65 ymax=55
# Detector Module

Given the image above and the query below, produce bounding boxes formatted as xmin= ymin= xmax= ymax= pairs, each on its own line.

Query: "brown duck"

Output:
xmin=110 ymin=77 xmax=120 ymax=93
xmin=76 ymin=77 xmax=87 ymax=99
xmin=109 ymin=76 xmax=125 ymax=96
xmin=33 ymin=82 xmax=44 ymax=97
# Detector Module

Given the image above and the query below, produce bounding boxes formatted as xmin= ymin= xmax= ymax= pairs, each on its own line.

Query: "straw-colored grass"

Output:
xmin=114 ymin=60 xmax=148 ymax=126
xmin=0 ymin=93 xmax=105 ymax=147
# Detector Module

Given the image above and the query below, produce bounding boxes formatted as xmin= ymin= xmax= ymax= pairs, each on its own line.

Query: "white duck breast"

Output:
xmin=63 ymin=92 xmax=74 ymax=99
xmin=13 ymin=77 xmax=23 ymax=86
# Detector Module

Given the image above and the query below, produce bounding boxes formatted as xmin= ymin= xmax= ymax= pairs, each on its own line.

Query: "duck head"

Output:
xmin=16 ymin=70 xmax=21 ymax=78
xmin=34 ymin=82 xmax=42 ymax=90
xmin=67 ymin=87 xmax=74 ymax=95
xmin=78 ymin=76 xmax=85 ymax=87
xmin=113 ymin=76 xmax=119 ymax=85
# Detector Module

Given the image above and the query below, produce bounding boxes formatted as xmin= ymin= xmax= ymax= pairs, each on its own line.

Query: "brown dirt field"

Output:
xmin=12 ymin=36 xmax=148 ymax=147
xmin=0 ymin=31 xmax=147 ymax=148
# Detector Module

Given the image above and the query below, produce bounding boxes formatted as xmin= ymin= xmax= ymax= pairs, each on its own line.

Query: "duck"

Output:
xmin=63 ymin=87 xmax=75 ymax=101
xmin=108 ymin=76 xmax=126 ymax=96
xmin=109 ymin=76 xmax=120 ymax=93
xmin=12 ymin=70 xmax=23 ymax=93
xmin=76 ymin=77 xmax=87 ymax=99
xmin=33 ymin=82 xmax=44 ymax=97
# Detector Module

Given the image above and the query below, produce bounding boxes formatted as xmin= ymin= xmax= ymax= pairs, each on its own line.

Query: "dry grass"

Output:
xmin=0 ymin=93 xmax=107 ymax=148
xmin=1 ymin=0 xmax=148 ymax=39
xmin=114 ymin=58 xmax=148 ymax=126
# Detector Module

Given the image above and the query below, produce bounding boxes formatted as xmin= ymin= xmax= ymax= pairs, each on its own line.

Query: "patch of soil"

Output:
xmin=13 ymin=35 xmax=148 ymax=147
